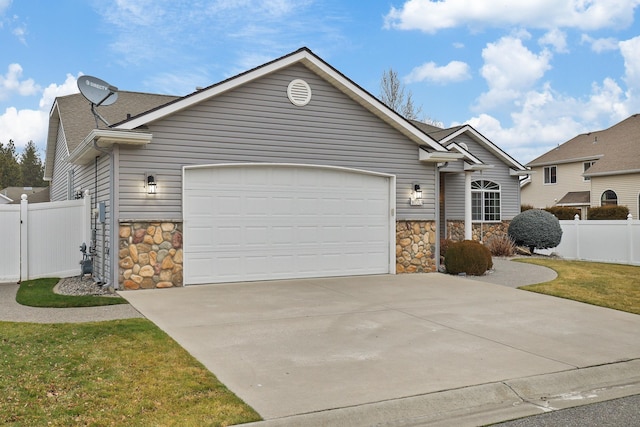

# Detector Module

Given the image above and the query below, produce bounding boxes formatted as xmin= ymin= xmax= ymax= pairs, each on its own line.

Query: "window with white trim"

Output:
xmin=601 ymin=190 xmax=618 ymax=206
xmin=472 ymin=180 xmax=501 ymax=222
xmin=544 ymin=166 xmax=557 ymax=184
xmin=583 ymin=161 xmax=596 ymax=181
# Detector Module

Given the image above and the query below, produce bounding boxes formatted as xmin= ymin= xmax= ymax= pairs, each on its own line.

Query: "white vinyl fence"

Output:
xmin=0 ymin=193 xmax=90 ymax=282
xmin=554 ymin=216 xmax=640 ymax=266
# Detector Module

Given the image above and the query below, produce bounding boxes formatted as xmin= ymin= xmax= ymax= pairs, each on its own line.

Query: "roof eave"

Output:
xmin=438 ymin=125 xmax=527 ymax=171
xmin=43 ymin=100 xmax=62 ymax=180
xmin=69 ymin=129 xmax=152 ymax=165
xmin=584 ymin=168 xmax=640 ymax=177
xmin=527 ymin=154 xmax=604 ymax=168
xmin=419 ymin=149 xmax=464 ymax=163
xmin=116 ymin=48 xmax=447 ymax=152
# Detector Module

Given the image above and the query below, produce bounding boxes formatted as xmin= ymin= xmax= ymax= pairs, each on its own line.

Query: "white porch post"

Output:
xmin=464 ymin=171 xmax=472 ymax=240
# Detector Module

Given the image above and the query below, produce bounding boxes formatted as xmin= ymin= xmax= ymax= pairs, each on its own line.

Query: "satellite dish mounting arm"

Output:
xmin=91 ymin=85 xmax=118 ymax=127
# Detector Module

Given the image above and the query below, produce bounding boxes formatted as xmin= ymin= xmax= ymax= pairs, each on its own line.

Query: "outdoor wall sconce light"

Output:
xmin=410 ymin=183 xmax=423 ymax=206
xmin=145 ymin=173 xmax=157 ymax=195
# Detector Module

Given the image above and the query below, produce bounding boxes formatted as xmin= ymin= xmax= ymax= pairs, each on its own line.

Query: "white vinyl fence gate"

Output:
xmin=0 ymin=193 xmax=90 ymax=282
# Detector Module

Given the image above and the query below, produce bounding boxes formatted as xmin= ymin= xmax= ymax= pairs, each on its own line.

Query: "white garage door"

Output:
xmin=183 ymin=164 xmax=395 ymax=285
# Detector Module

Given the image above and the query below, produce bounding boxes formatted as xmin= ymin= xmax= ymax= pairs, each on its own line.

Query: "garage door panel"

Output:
xmin=184 ymin=165 xmax=393 ymax=284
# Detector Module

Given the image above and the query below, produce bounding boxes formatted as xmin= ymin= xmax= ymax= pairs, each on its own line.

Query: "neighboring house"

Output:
xmin=522 ymin=114 xmax=640 ymax=219
xmin=0 ymin=186 xmax=50 ymax=204
xmin=411 ymin=121 xmax=529 ymax=242
xmin=44 ymin=47 xmax=525 ymax=289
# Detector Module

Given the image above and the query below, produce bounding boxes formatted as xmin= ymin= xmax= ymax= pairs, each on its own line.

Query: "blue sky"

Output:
xmin=2 ymin=0 xmax=640 ymax=164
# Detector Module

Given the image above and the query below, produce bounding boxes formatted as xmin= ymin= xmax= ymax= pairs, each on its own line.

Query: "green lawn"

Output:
xmin=515 ymin=258 xmax=640 ymax=315
xmin=0 ymin=319 xmax=261 ymax=426
xmin=16 ymin=278 xmax=127 ymax=307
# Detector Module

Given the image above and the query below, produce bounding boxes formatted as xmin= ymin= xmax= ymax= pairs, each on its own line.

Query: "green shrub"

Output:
xmin=486 ymin=234 xmax=516 ymax=257
xmin=444 ymin=240 xmax=493 ymax=276
xmin=508 ymin=209 xmax=563 ymax=253
xmin=587 ymin=205 xmax=629 ymax=220
xmin=544 ymin=206 xmax=581 ymax=220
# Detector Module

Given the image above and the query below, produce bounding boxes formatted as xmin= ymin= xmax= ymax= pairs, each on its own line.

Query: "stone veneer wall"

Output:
xmin=118 ymin=221 xmax=183 ymax=290
xmin=396 ymin=221 xmax=437 ymax=273
xmin=446 ymin=220 xmax=510 ymax=243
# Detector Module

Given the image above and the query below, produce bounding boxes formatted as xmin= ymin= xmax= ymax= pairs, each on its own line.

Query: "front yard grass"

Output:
xmin=515 ymin=258 xmax=640 ymax=315
xmin=0 ymin=319 xmax=261 ymax=426
xmin=16 ymin=278 xmax=127 ymax=307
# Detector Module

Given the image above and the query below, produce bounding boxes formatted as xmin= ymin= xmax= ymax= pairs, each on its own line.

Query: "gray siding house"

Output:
xmin=44 ymin=47 xmax=525 ymax=289
xmin=411 ymin=122 xmax=528 ymax=243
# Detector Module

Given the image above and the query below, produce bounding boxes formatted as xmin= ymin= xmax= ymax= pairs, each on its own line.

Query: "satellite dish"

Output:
xmin=77 ymin=75 xmax=118 ymax=106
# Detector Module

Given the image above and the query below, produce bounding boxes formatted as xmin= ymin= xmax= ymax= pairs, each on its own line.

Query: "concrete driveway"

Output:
xmin=121 ymin=272 xmax=640 ymax=425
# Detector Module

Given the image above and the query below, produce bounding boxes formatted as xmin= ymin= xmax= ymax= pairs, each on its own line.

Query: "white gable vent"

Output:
xmin=287 ymin=79 xmax=312 ymax=106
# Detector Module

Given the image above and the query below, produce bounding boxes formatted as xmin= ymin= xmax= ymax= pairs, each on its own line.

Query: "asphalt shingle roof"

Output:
xmin=56 ymin=91 xmax=179 ymax=153
xmin=527 ymin=114 xmax=640 ymax=176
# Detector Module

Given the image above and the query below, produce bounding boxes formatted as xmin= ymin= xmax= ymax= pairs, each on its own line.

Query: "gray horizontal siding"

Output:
xmin=445 ymin=134 xmax=521 ymax=220
xmin=117 ymin=64 xmax=436 ymax=221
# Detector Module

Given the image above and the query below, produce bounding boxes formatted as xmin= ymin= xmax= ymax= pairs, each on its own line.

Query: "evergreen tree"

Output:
xmin=0 ymin=140 xmax=22 ymax=189
xmin=20 ymin=140 xmax=46 ymax=187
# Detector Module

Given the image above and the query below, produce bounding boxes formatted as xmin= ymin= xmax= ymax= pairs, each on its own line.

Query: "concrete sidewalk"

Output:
xmin=0 ymin=282 xmax=142 ymax=323
xmin=120 ymin=269 xmax=640 ymax=426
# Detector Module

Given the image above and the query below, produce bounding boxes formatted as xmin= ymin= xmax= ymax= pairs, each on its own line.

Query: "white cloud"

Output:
xmin=0 ymin=72 xmax=79 ymax=152
xmin=539 ymin=29 xmax=568 ymax=53
xmin=620 ymin=35 xmax=640 ymax=91
xmin=0 ymin=0 xmax=10 ymax=15
xmin=460 ymin=75 xmax=631 ymax=164
xmin=384 ymin=0 xmax=640 ymax=33
xmin=475 ymin=36 xmax=552 ymax=110
xmin=0 ymin=63 xmax=40 ymax=100
xmin=581 ymin=35 xmax=619 ymax=53
xmin=405 ymin=60 xmax=471 ymax=84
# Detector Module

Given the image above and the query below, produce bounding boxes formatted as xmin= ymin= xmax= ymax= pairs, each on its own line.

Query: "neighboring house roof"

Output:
xmin=557 ymin=191 xmax=590 ymax=206
xmin=410 ymin=120 xmax=528 ymax=173
xmin=0 ymin=193 xmax=12 ymax=204
xmin=115 ymin=47 xmax=452 ymax=156
xmin=44 ymin=91 xmax=179 ymax=179
xmin=527 ymin=114 xmax=640 ymax=177
xmin=0 ymin=186 xmax=50 ymax=204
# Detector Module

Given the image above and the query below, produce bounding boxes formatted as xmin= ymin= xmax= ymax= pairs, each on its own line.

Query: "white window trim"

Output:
xmin=471 ymin=180 xmax=502 ymax=223
xmin=543 ymin=165 xmax=557 ymax=185
xmin=583 ymin=161 xmax=596 ymax=181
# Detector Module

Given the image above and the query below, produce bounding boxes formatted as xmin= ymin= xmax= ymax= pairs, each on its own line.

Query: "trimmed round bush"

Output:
xmin=444 ymin=240 xmax=493 ymax=276
xmin=508 ymin=209 xmax=562 ymax=253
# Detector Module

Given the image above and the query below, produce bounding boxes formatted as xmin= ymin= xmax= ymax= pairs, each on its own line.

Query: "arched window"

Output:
xmin=471 ymin=180 xmax=501 ymax=221
xmin=601 ymin=190 xmax=618 ymax=206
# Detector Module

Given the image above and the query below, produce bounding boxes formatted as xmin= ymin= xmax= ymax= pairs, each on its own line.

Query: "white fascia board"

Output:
xmin=419 ymin=148 xmax=464 ymax=162
xmin=584 ymin=168 xmax=640 ymax=177
xmin=116 ymin=49 xmax=447 ymax=152
xmin=442 ymin=125 xmax=527 ymax=171
xmin=300 ymin=56 xmax=447 ymax=152
xmin=44 ymin=100 xmax=61 ymax=180
xmin=510 ymin=168 xmax=534 ymax=176
xmin=520 ymin=177 xmax=531 ymax=187
xmin=464 ymin=162 xmax=494 ymax=171
xmin=527 ymin=154 xmax=604 ymax=168
xmin=447 ymin=142 xmax=482 ymax=164
xmin=69 ymin=129 xmax=152 ymax=165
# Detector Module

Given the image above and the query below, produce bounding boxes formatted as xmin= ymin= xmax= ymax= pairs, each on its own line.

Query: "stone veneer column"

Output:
xmin=118 ymin=221 xmax=183 ymax=290
xmin=395 ymin=221 xmax=437 ymax=273
xmin=446 ymin=220 xmax=511 ymax=243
